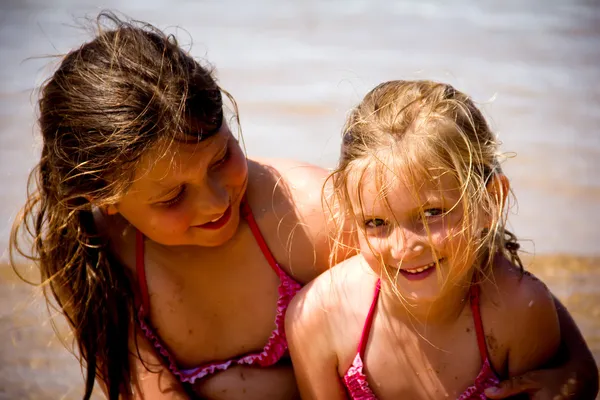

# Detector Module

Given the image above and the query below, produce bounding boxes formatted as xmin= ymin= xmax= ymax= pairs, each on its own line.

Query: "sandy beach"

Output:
xmin=2 ymin=255 xmax=599 ymax=399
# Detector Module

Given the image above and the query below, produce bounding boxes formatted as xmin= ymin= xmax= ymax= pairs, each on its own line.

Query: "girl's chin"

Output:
xmin=385 ymin=270 xmax=446 ymax=303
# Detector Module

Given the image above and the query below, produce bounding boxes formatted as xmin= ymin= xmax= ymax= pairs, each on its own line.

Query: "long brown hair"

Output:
xmin=10 ymin=12 xmax=227 ymax=399
xmin=327 ymin=80 xmax=522 ymax=288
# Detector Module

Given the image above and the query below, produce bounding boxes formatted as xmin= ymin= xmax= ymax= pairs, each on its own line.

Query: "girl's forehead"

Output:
xmin=134 ymin=132 xmax=225 ymax=184
xmin=347 ymin=164 xmax=460 ymax=208
xmin=349 ymin=163 xmax=457 ymax=193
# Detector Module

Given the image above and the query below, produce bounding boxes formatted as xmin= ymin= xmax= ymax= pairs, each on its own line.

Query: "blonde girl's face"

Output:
xmin=109 ymin=123 xmax=249 ymax=247
xmin=349 ymin=166 xmax=484 ymax=303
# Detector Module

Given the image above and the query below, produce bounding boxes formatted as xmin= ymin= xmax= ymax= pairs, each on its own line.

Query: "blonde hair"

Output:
xmin=327 ymin=80 xmax=522 ymax=287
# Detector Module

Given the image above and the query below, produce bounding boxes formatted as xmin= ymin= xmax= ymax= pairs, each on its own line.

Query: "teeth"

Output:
xmin=404 ymin=261 xmax=438 ymax=274
xmin=210 ymin=215 xmax=223 ymax=223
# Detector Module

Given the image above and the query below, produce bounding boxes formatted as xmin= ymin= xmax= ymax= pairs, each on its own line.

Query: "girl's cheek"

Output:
xmin=149 ymin=208 xmax=194 ymax=235
xmin=228 ymin=159 xmax=248 ymax=185
xmin=224 ymin=143 xmax=248 ymax=181
xmin=360 ymin=236 xmax=386 ymax=274
xmin=362 ymin=252 xmax=383 ymax=275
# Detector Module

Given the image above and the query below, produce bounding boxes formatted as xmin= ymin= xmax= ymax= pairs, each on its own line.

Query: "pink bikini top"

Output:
xmin=343 ymin=280 xmax=500 ymax=400
xmin=135 ymin=199 xmax=303 ymax=384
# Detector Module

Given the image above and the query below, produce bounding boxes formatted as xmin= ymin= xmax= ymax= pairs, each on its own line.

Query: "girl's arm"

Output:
xmin=285 ymin=282 xmax=348 ymax=400
xmin=127 ymin=330 xmax=192 ymax=399
xmin=96 ymin=332 xmax=191 ymax=400
xmin=504 ymin=272 xmax=561 ymax=377
xmin=264 ymin=159 xmax=358 ymax=282
xmin=486 ymin=295 xmax=599 ymax=399
xmin=551 ymin=296 xmax=599 ymax=398
xmin=485 ymin=268 xmax=599 ymax=399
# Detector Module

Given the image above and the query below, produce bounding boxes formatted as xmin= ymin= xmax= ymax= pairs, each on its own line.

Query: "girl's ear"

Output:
xmin=84 ymin=195 xmax=119 ymax=216
xmin=482 ymin=173 xmax=509 ymax=229
xmin=486 ymin=173 xmax=510 ymax=209
xmin=105 ymin=204 xmax=119 ymax=216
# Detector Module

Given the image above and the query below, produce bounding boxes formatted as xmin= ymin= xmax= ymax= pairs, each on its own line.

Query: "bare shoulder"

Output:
xmin=255 ymin=157 xmax=330 ymax=181
xmin=253 ymin=157 xmax=330 ymax=211
xmin=286 ymin=256 xmax=362 ymax=399
xmin=484 ymin=257 xmax=556 ymax=322
xmin=482 ymin=256 xmax=561 ymax=376
xmin=247 ymin=158 xmax=338 ymax=282
xmin=289 ymin=255 xmax=359 ymax=316
xmin=288 ymin=255 xmax=372 ymax=328
xmin=286 ymin=255 xmax=374 ymax=360
xmin=284 ymin=258 xmax=344 ymax=368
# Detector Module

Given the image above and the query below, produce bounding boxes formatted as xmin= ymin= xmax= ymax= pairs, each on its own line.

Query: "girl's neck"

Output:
xmin=378 ymin=273 xmax=474 ymax=329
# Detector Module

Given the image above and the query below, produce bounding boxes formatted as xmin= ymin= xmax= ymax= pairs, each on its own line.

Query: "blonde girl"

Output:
xmin=286 ymin=80 xmax=599 ymax=400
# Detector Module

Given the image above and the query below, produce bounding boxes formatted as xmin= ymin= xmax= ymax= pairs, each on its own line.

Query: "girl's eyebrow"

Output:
xmin=147 ymin=186 xmax=180 ymax=202
xmin=358 ymin=196 xmax=446 ymax=218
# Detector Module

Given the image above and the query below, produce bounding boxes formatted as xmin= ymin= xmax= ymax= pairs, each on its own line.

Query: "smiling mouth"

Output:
xmin=195 ymin=205 xmax=233 ymax=230
xmin=400 ymin=258 xmax=444 ymax=274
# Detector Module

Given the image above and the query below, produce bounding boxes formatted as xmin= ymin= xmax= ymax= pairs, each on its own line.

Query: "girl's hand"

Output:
xmin=485 ymin=369 xmax=580 ymax=399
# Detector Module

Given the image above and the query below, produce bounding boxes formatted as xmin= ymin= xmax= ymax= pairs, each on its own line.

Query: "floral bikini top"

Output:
xmin=343 ymin=280 xmax=501 ymax=399
xmin=135 ymin=200 xmax=302 ymax=384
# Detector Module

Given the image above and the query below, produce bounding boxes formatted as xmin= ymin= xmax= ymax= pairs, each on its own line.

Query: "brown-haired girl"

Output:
xmin=11 ymin=13 xmax=598 ymax=400
xmin=286 ymin=80 xmax=599 ymax=400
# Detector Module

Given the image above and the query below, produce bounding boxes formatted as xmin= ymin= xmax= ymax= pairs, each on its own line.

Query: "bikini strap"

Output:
xmin=240 ymin=198 xmax=283 ymax=276
xmin=136 ymin=230 xmax=150 ymax=318
xmin=357 ymin=279 xmax=381 ymax=358
xmin=469 ymin=283 xmax=490 ymax=362
xmin=136 ymin=199 xmax=280 ymax=318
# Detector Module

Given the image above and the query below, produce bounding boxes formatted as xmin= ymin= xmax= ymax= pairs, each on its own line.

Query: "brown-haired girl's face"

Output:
xmin=350 ymin=166 xmax=484 ymax=303
xmin=108 ymin=123 xmax=248 ymax=247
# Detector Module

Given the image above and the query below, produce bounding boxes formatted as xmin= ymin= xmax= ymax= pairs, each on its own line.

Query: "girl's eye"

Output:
xmin=423 ymin=208 xmax=444 ymax=218
xmin=157 ymin=187 xmax=185 ymax=208
xmin=365 ymin=218 xmax=387 ymax=229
